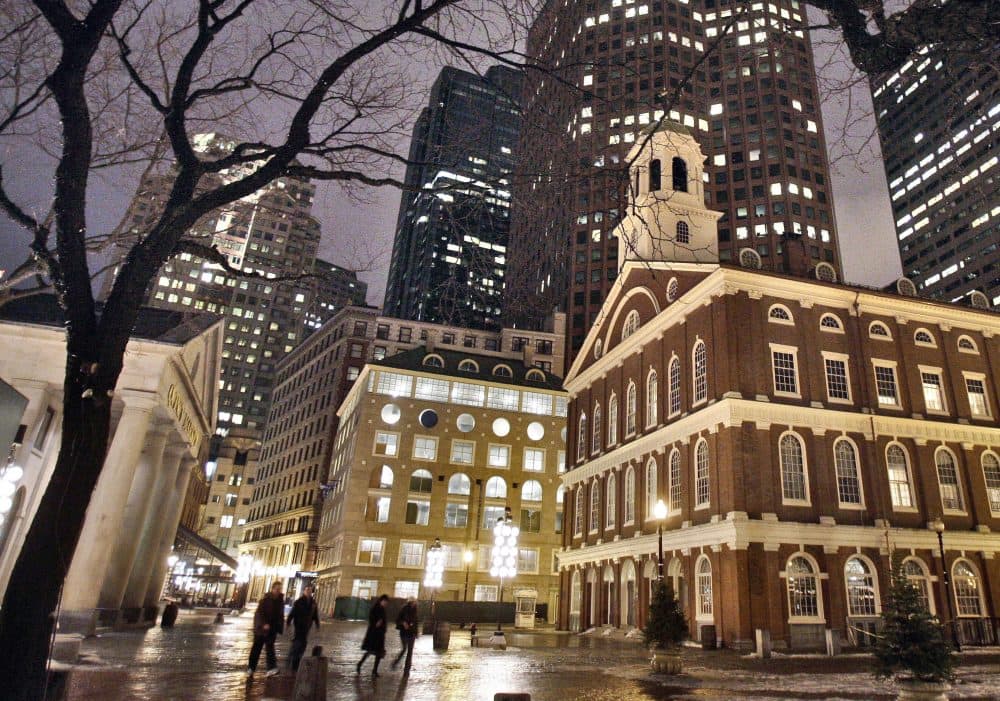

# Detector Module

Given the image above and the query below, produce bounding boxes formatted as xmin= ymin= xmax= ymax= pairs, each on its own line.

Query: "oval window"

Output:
xmin=527 ymin=422 xmax=545 ymax=441
xmin=418 ymin=409 xmax=438 ymax=429
xmin=381 ymin=404 xmax=401 ymax=425
xmin=492 ymin=418 xmax=511 ymax=437
xmin=456 ymin=413 xmax=476 ymax=433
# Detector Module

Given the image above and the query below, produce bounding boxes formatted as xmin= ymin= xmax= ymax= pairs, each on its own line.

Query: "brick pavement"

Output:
xmin=75 ymin=609 xmax=1000 ymax=700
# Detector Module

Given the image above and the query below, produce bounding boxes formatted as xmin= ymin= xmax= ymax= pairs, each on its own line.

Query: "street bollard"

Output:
xmin=433 ymin=621 xmax=451 ymax=651
xmin=291 ymin=645 xmax=327 ymax=701
xmin=754 ymin=628 xmax=771 ymax=659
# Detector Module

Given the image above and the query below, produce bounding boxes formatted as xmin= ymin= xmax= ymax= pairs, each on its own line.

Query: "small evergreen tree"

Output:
xmin=873 ymin=557 xmax=954 ymax=683
xmin=644 ymin=579 xmax=687 ymax=649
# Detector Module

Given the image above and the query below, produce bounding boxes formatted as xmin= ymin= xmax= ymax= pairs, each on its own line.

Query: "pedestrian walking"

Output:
xmin=357 ymin=594 xmax=389 ymax=678
xmin=391 ymin=598 xmax=419 ymax=675
xmin=286 ymin=585 xmax=320 ymax=671
xmin=246 ymin=581 xmax=285 ymax=679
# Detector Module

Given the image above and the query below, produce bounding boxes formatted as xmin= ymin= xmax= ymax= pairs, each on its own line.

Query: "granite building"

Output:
xmin=558 ymin=124 xmax=1000 ymax=650
xmin=508 ymin=0 xmax=840 ymax=358
xmin=384 ymin=66 xmax=523 ymax=331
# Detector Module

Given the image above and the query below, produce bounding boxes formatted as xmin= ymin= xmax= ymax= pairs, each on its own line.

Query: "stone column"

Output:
xmin=141 ymin=456 xmax=197 ymax=610
xmin=60 ymin=391 xmax=157 ymax=633
xmin=97 ymin=423 xmax=170 ymax=615
xmin=120 ymin=444 xmax=187 ymax=612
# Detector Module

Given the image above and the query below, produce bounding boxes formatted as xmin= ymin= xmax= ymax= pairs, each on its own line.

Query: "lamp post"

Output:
xmin=490 ymin=509 xmax=518 ymax=639
xmin=424 ymin=537 xmax=445 ymax=631
xmin=653 ymin=499 xmax=668 ymax=581
xmin=932 ymin=518 xmax=961 ymax=652
xmin=463 ymin=549 xmax=474 ymax=602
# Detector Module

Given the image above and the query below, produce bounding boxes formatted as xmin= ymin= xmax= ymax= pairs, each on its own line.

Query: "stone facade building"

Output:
xmin=558 ymin=124 xmax=1000 ymax=650
xmin=199 ymin=428 xmax=261 ymax=557
xmin=314 ymin=347 xmax=568 ymax=621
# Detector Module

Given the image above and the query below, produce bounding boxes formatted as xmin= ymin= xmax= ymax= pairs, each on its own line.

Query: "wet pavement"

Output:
xmin=78 ymin=609 xmax=1000 ymax=700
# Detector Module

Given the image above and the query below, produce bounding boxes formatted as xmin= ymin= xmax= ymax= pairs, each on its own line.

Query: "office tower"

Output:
xmin=508 ymin=0 xmax=841 ymax=354
xmin=872 ymin=49 xmax=1000 ymax=304
xmin=118 ymin=133 xmax=322 ymax=433
xmin=384 ymin=66 xmax=523 ymax=331
xmin=304 ymin=258 xmax=368 ymax=335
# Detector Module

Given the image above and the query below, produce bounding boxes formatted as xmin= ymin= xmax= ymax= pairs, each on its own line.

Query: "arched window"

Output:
xmin=869 ymin=321 xmax=891 ymax=339
xmin=422 ymin=354 xmax=444 ymax=368
xmin=668 ymin=448 xmax=682 ymax=511
xmin=768 ymin=305 xmax=793 ymax=323
xmin=605 ymin=473 xmax=617 ymax=529
xmin=589 ymin=480 xmax=600 ymax=532
xmin=935 ymin=447 xmax=964 ymax=511
xmin=447 ymin=473 xmax=471 ymax=495
xmin=622 ymin=310 xmax=640 ymax=341
xmin=695 ymin=438 xmax=710 ymax=507
xmin=676 ymin=220 xmax=690 ymax=244
xmin=820 ymin=314 xmax=843 ymax=331
xmin=607 ymin=394 xmax=619 ymax=446
xmin=485 ymin=476 xmax=507 ymax=499
xmin=786 ymin=555 xmax=821 ymax=619
xmin=903 ymin=558 xmax=933 ymax=613
xmin=649 ymin=158 xmax=661 ymax=191
xmin=834 ymin=438 xmax=862 ymax=506
xmin=981 ymin=452 xmax=1000 ymax=513
xmin=693 ymin=340 xmax=707 ymax=403
xmin=914 ymin=328 xmax=936 ymax=346
xmin=493 ymin=364 xmax=513 ymax=378
xmin=886 ymin=443 xmax=914 ymax=508
xmin=410 ymin=469 xmax=433 ymax=493
xmin=696 ymin=556 xmax=713 ymax=617
xmin=624 ymin=466 xmax=636 ymax=523
xmin=645 ymin=457 xmax=658 ymax=517
xmin=952 ymin=560 xmax=984 ymax=616
xmin=957 ymin=335 xmax=979 ymax=354
xmin=574 ymin=487 xmax=585 ymax=536
xmin=668 ymin=355 xmax=681 ymax=415
xmin=375 ymin=465 xmax=394 ymax=489
xmin=577 ymin=413 xmax=588 ymax=462
xmin=592 ymin=403 xmax=602 ymax=455
xmin=779 ymin=432 xmax=808 ymax=502
xmin=667 ymin=558 xmax=685 ymax=611
xmin=521 ymin=480 xmax=543 ymax=502
xmin=626 ymin=381 xmax=637 ymax=436
xmin=667 ymin=277 xmax=679 ymax=302
xmin=845 ymin=557 xmax=879 ymax=616
xmin=458 ymin=359 xmax=479 ymax=373
xmin=672 ymin=156 xmax=688 ymax=192
xmin=525 ymin=368 xmax=546 ymax=382
xmin=646 ymin=370 xmax=658 ymax=427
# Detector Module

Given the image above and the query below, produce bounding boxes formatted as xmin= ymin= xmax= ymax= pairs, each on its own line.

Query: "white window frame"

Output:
xmin=935 ymin=446 xmax=966 ymax=514
xmin=487 ymin=443 xmax=510 ymax=468
xmin=644 ymin=457 xmax=658 ymax=520
xmin=782 ymin=553 xmax=826 ymax=623
xmin=692 ymin=339 xmax=708 ymax=406
xmin=374 ymin=431 xmax=400 ymax=457
xmin=695 ymin=555 xmax=714 ymax=622
xmin=356 ymin=538 xmax=385 ymax=566
xmin=913 ymin=328 xmax=936 ymax=347
xmin=605 ymin=473 xmax=617 ymax=530
xmin=592 ymin=403 xmax=602 ymax=454
xmin=668 ymin=448 xmax=682 ymax=514
xmin=397 ymin=540 xmax=426 ymax=568
xmin=523 ymin=447 xmax=546 ymax=472
xmin=412 ymin=435 xmax=438 ymax=461
xmin=844 ymin=555 xmax=881 ymax=617
xmin=770 ymin=343 xmax=801 ymax=398
xmin=607 ymin=394 xmax=619 ymax=446
xmin=981 ymin=450 xmax=1000 ymax=515
xmin=952 ymin=559 xmax=986 ymax=617
xmin=767 ymin=304 xmax=794 ymax=325
xmin=574 ymin=486 xmax=585 ymax=537
xmin=833 ymin=436 xmax=864 ymax=509
xmin=778 ymin=431 xmax=811 ymax=505
xmin=624 ymin=466 xmax=636 ymax=525
xmin=517 ymin=548 xmax=540 ymax=574
xmin=625 ymin=381 xmax=637 ymax=437
xmin=918 ymin=365 xmax=947 ymax=415
xmin=886 ymin=442 xmax=917 ymax=512
xmin=962 ymin=371 xmax=991 ymax=418
xmin=589 ymin=480 xmax=600 ymax=534
xmin=821 ymin=351 xmax=852 ymax=404
xmin=646 ymin=369 xmax=658 ymax=428
xmin=903 ymin=557 xmax=935 ymax=615
xmin=956 ymin=335 xmax=979 ymax=355
xmin=668 ymin=355 xmax=681 ymax=417
xmin=868 ymin=321 xmax=892 ymax=340
xmin=694 ymin=438 xmax=710 ymax=509
xmin=577 ymin=413 xmax=588 ymax=463
xmin=450 ymin=439 xmax=475 ymax=465
xmin=819 ymin=313 xmax=844 ymax=333
xmin=872 ymin=360 xmax=902 ymax=408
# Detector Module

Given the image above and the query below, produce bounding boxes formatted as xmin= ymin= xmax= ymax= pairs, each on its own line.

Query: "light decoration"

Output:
xmin=423 ymin=538 xmax=445 ymax=589
xmin=490 ymin=515 xmax=519 ymax=580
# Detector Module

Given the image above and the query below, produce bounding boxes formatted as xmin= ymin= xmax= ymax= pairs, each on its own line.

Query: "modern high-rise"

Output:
xmin=114 ymin=133 xmax=323 ymax=434
xmin=508 ymin=0 xmax=841 ymax=354
xmin=384 ymin=66 xmax=523 ymax=331
xmin=304 ymin=258 xmax=368 ymax=335
xmin=872 ymin=48 xmax=1000 ymax=305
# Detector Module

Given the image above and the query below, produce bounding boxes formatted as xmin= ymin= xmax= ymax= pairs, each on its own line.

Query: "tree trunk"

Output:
xmin=0 ymin=357 xmax=113 ymax=701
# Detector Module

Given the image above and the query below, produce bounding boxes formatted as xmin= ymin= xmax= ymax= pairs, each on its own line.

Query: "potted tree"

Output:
xmin=874 ymin=558 xmax=954 ymax=701
xmin=644 ymin=580 xmax=687 ymax=674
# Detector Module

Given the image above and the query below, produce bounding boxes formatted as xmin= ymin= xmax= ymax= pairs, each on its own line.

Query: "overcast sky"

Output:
xmin=0 ymin=11 xmax=902 ymax=309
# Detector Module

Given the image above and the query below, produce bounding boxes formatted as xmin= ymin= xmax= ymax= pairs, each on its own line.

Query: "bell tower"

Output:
xmin=615 ymin=122 xmax=722 ymax=268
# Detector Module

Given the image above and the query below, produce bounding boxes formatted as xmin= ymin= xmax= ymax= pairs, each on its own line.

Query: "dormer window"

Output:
xmin=422 ymin=354 xmax=444 ymax=368
xmin=493 ymin=364 xmax=513 ymax=378
xmin=458 ymin=359 xmax=479 ymax=373
xmin=672 ymin=157 xmax=688 ymax=192
xmin=649 ymin=159 xmax=661 ymax=192
xmin=526 ymin=368 xmax=546 ymax=382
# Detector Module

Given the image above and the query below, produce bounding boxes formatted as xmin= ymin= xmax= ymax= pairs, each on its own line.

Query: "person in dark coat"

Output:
xmin=357 ymin=594 xmax=389 ymax=678
xmin=286 ymin=585 xmax=320 ymax=671
xmin=391 ymin=598 xmax=419 ymax=675
xmin=246 ymin=581 xmax=285 ymax=679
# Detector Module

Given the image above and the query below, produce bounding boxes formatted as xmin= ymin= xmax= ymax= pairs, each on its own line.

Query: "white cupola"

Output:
xmin=615 ymin=122 xmax=722 ymax=268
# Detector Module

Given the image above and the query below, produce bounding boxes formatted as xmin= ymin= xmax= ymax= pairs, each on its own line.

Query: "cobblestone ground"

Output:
xmin=79 ymin=609 xmax=1000 ymax=701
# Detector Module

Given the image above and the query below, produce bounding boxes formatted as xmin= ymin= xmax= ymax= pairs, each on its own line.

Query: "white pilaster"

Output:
xmin=120 ymin=443 xmax=188 ymax=610
xmin=142 ymin=456 xmax=196 ymax=609
xmin=60 ymin=390 xmax=157 ymax=618
xmin=97 ymin=423 xmax=171 ymax=612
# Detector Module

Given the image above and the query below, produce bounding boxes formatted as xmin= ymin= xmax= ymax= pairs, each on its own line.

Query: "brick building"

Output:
xmin=558 ymin=123 xmax=1000 ymax=650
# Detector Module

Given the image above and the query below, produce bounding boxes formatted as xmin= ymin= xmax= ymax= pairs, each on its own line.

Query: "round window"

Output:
xmin=381 ymin=403 xmax=401 ymax=425
xmin=492 ymin=418 xmax=511 ymax=437
xmin=418 ymin=409 xmax=438 ymax=429
xmin=527 ymin=422 xmax=545 ymax=441
xmin=456 ymin=413 xmax=476 ymax=433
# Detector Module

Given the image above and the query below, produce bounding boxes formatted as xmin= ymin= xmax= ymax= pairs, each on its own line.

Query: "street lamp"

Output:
xmin=463 ymin=549 xmax=474 ymax=602
xmin=931 ymin=518 xmax=961 ymax=652
xmin=424 ymin=537 xmax=445 ymax=631
xmin=490 ymin=510 xmax=519 ymax=637
xmin=653 ymin=499 xmax=668 ymax=581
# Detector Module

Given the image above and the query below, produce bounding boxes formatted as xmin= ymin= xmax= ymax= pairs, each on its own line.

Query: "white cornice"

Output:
xmin=561 ymin=397 xmax=1000 ymax=487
